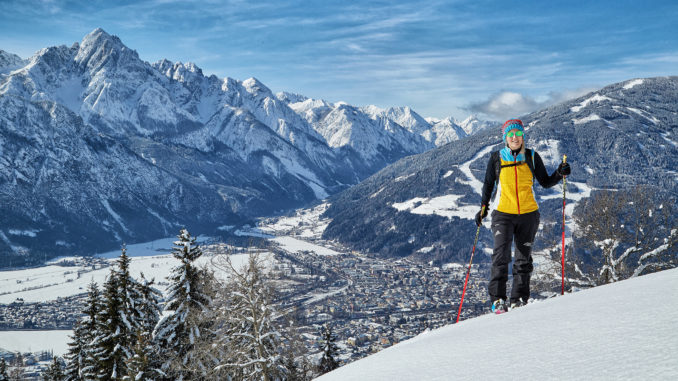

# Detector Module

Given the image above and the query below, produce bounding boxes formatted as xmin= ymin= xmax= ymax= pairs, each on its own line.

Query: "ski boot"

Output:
xmin=491 ymin=299 xmax=508 ymax=314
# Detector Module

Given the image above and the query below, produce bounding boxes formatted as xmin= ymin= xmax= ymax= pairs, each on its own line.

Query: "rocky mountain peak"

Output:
xmin=0 ymin=50 xmax=27 ymax=73
xmin=242 ymin=77 xmax=272 ymax=97
xmin=75 ymin=28 xmax=140 ymax=73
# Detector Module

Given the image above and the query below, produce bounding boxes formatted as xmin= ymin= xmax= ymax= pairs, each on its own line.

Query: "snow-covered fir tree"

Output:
xmin=93 ymin=267 xmax=126 ymax=379
xmin=65 ymin=281 xmax=102 ymax=381
xmin=317 ymin=323 xmax=340 ymax=375
xmin=63 ymin=321 xmax=87 ymax=381
xmin=124 ymin=331 xmax=155 ymax=381
xmin=124 ymin=274 xmax=163 ymax=381
xmin=41 ymin=356 xmax=65 ymax=381
xmin=215 ymin=254 xmax=282 ymax=381
xmin=153 ymin=229 xmax=214 ymax=380
xmin=92 ymin=246 xmax=138 ymax=380
xmin=131 ymin=273 xmax=163 ymax=343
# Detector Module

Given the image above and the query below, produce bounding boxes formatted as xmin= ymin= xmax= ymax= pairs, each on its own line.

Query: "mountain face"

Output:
xmin=0 ymin=28 xmax=489 ymax=266
xmin=322 ymin=77 xmax=678 ymax=269
xmin=0 ymin=51 xmax=27 ymax=74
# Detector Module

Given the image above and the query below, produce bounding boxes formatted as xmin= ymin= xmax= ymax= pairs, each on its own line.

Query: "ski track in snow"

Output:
xmin=318 ymin=268 xmax=678 ymax=381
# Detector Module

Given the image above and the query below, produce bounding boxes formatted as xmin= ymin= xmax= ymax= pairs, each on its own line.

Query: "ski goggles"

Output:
xmin=506 ymin=130 xmax=524 ymax=138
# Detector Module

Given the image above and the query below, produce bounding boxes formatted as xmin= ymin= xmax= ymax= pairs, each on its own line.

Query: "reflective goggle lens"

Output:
xmin=507 ymin=130 xmax=524 ymax=138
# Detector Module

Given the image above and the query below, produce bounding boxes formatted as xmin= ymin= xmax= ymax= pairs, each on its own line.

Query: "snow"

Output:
xmin=303 ymin=286 xmax=349 ymax=305
xmin=271 ymin=236 xmax=339 ymax=256
xmin=570 ymin=94 xmax=612 ymax=113
xmin=8 ymin=229 xmax=39 ymax=237
xmin=54 ymin=76 xmax=84 ymax=113
xmin=531 ymin=139 xmax=561 ymax=167
xmin=572 ymin=114 xmax=602 ymax=125
xmin=626 ymin=107 xmax=660 ymax=124
xmin=394 ymin=173 xmax=415 ymax=182
xmin=458 ymin=145 xmax=494 ymax=195
xmin=392 ymin=194 xmax=477 ymax=221
xmin=0 ymin=330 xmax=72 ymax=356
xmin=317 ymin=268 xmax=678 ymax=380
xmin=100 ymin=198 xmax=129 ymax=233
xmin=258 ymin=203 xmax=332 ymax=239
xmin=623 ymin=79 xmax=644 ymax=90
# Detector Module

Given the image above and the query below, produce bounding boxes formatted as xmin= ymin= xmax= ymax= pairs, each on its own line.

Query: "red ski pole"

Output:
xmin=456 ymin=205 xmax=485 ymax=323
xmin=561 ymin=155 xmax=567 ymax=295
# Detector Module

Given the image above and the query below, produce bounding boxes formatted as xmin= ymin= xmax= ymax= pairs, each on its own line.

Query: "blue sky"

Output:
xmin=1 ymin=0 xmax=677 ymax=121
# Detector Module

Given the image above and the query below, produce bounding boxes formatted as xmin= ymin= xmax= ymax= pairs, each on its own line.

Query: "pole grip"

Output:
xmin=563 ymin=154 xmax=567 ymax=164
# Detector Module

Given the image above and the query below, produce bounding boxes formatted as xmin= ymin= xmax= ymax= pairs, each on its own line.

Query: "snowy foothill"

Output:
xmin=318 ymin=268 xmax=678 ymax=380
xmin=0 ymin=242 xmax=272 ymax=304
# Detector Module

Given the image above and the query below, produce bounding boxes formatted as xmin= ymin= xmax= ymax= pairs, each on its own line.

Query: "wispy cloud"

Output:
xmin=1 ymin=0 xmax=676 ymax=119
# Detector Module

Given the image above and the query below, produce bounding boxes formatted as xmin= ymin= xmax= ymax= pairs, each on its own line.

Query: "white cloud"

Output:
xmin=468 ymin=91 xmax=541 ymax=120
xmin=468 ymin=87 xmax=595 ymax=120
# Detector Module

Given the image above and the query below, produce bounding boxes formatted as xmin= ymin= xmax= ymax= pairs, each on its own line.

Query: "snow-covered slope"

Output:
xmin=318 ymin=268 xmax=678 ymax=380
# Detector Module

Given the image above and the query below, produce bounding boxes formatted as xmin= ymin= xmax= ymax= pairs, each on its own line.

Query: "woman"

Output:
xmin=475 ymin=119 xmax=570 ymax=313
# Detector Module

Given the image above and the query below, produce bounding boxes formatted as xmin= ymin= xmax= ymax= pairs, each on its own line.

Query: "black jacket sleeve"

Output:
xmin=532 ymin=151 xmax=562 ymax=189
xmin=480 ymin=152 xmax=498 ymax=207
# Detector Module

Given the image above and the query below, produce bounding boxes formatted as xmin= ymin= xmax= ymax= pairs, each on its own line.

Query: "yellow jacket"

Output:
xmin=480 ymin=148 xmax=563 ymax=215
xmin=496 ymin=157 xmax=539 ymax=214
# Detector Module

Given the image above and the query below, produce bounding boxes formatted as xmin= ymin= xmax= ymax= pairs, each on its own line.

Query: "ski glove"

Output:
xmin=557 ymin=162 xmax=571 ymax=176
xmin=475 ymin=207 xmax=488 ymax=227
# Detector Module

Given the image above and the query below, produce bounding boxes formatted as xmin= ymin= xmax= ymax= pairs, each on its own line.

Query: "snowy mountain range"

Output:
xmin=322 ymin=76 xmax=677 ymax=275
xmin=318 ymin=267 xmax=678 ymax=380
xmin=0 ymin=28 xmax=490 ymax=266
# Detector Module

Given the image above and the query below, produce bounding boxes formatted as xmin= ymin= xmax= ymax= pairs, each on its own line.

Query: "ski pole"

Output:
xmin=561 ymin=155 xmax=567 ymax=295
xmin=456 ymin=205 xmax=485 ymax=323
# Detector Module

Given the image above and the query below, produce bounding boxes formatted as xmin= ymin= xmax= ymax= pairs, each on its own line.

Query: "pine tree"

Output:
xmin=218 ymin=254 xmax=281 ymax=381
xmin=94 ymin=252 xmax=129 ymax=380
xmin=63 ymin=281 xmax=101 ymax=381
xmin=124 ymin=330 xmax=154 ymax=381
xmin=153 ymin=229 xmax=214 ymax=380
xmin=41 ymin=356 xmax=65 ymax=381
xmin=63 ymin=321 xmax=86 ymax=381
xmin=94 ymin=246 xmax=150 ymax=380
xmin=124 ymin=274 xmax=163 ymax=381
xmin=0 ymin=358 xmax=8 ymax=381
xmin=80 ymin=281 xmax=103 ymax=380
xmin=317 ymin=323 xmax=339 ymax=375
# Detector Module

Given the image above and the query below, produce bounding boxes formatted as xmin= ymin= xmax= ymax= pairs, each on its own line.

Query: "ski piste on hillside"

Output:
xmin=317 ymin=267 xmax=678 ymax=381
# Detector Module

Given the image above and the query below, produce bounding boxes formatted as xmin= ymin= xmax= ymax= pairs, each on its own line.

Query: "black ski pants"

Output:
xmin=489 ymin=210 xmax=540 ymax=304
